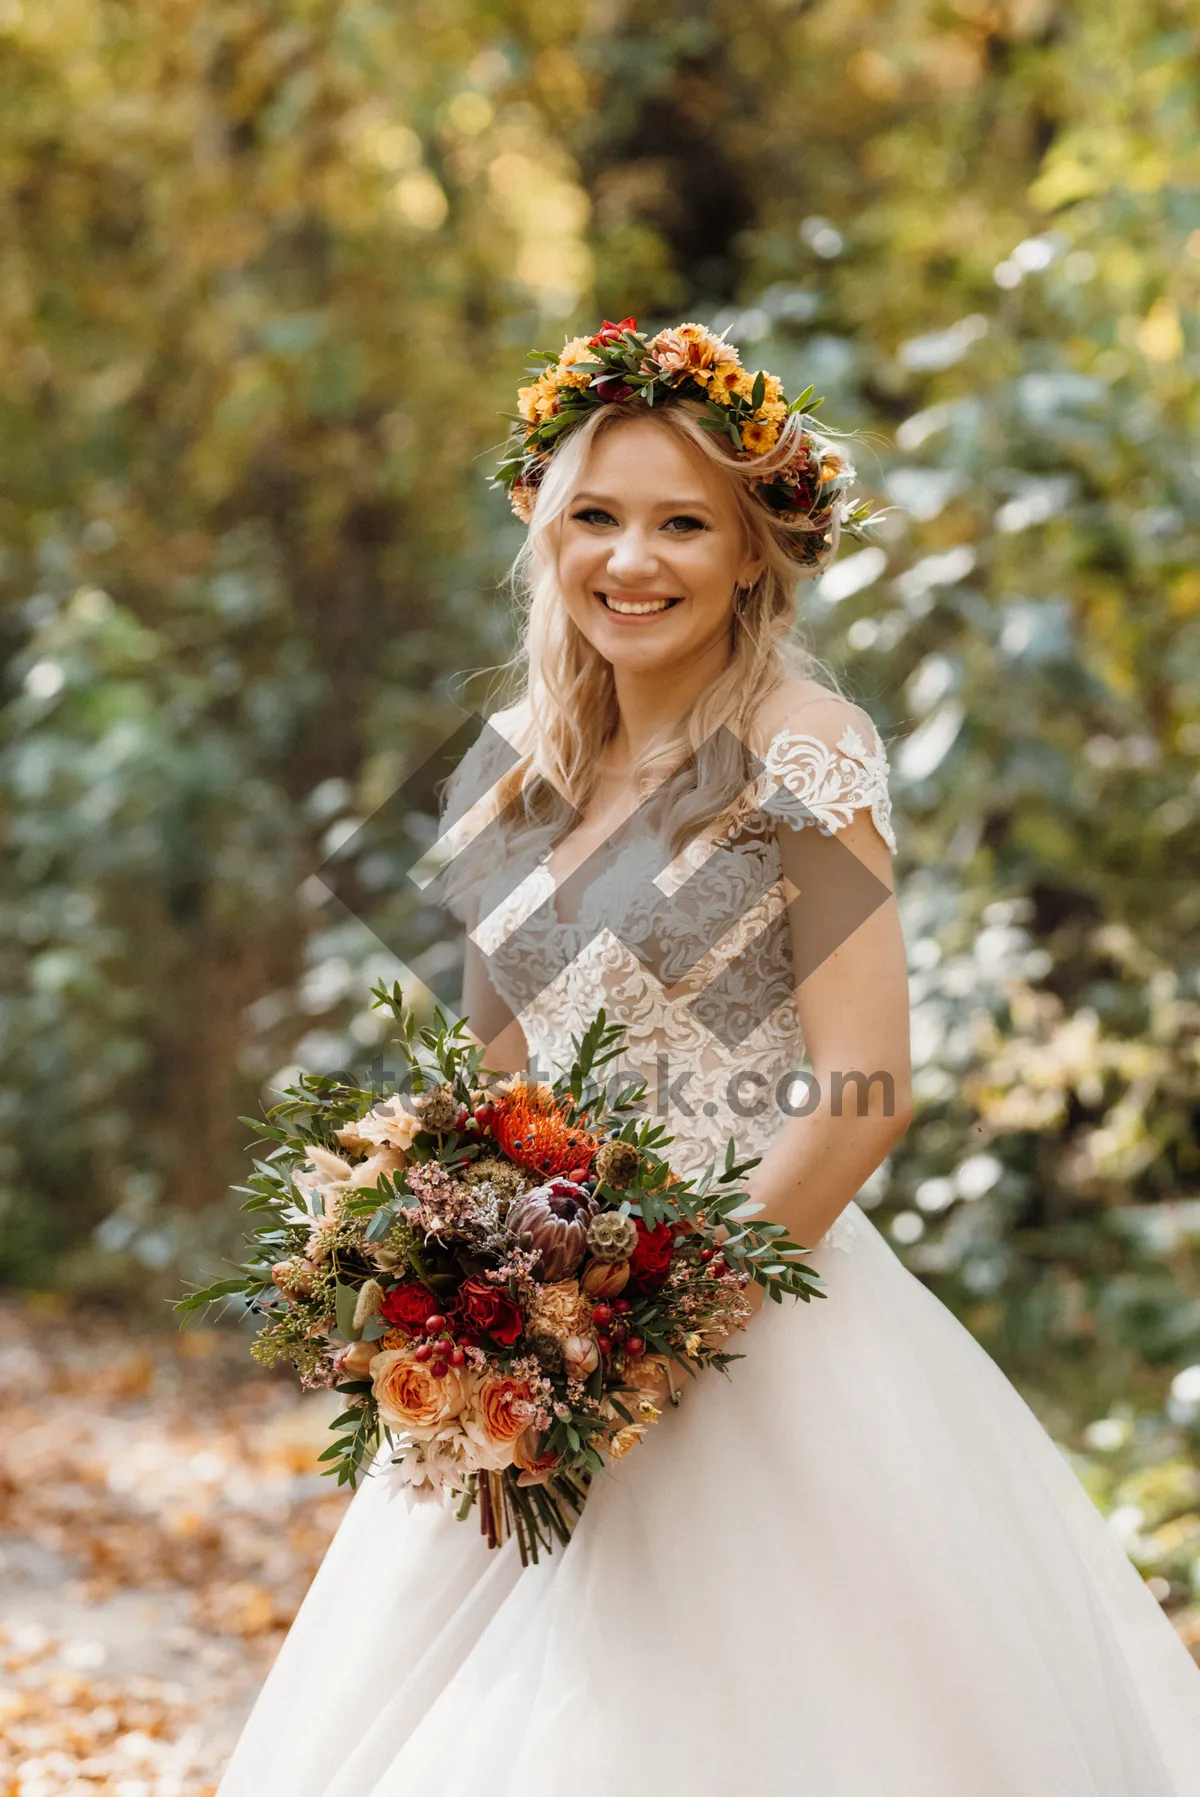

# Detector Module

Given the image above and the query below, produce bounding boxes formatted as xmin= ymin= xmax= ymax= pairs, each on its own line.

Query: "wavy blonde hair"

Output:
xmin=481 ymin=400 xmax=844 ymax=865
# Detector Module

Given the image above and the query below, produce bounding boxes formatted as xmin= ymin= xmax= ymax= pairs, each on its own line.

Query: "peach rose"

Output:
xmin=461 ymin=1375 xmax=535 ymax=1470
xmin=477 ymin=1375 xmax=535 ymax=1447
xmin=648 ymin=322 xmax=731 ymax=378
xmin=370 ymin=1348 xmax=470 ymax=1434
xmin=512 ymin=1425 xmax=560 ymax=1486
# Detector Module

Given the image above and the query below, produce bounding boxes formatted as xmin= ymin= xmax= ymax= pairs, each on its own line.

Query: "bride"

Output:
xmin=217 ymin=320 xmax=1200 ymax=1795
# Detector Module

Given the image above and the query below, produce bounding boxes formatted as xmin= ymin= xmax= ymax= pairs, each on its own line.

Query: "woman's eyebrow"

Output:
xmin=571 ymin=491 xmax=717 ymax=513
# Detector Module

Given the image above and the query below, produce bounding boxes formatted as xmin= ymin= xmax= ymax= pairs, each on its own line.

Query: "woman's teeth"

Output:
xmin=599 ymin=593 xmax=679 ymax=615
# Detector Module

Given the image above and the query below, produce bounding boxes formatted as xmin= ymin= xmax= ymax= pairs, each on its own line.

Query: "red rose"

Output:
xmin=380 ymin=1279 xmax=440 ymax=1333
xmin=588 ymin=315 xmax=636 ymax=349
xmin=457 ymin=1276 xmax=524 ymax=1348
xmin=626 ymin=1219 xmax=675 ymax=1293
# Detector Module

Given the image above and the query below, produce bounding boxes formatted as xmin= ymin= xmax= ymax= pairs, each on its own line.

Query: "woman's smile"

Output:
xmin=595 ymin=589 xmax=684 ymax=618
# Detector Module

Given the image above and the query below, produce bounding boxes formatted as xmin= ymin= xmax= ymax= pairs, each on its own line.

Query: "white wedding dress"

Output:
xmin=217 ymin=699 xmax=1200 ymax=1796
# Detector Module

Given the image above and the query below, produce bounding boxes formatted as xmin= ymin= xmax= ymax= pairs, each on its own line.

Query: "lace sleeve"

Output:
xmin=757 ymin=709 xmax=896 ymax=853
xmin=436 ymin=706 xmax=532 ymax=927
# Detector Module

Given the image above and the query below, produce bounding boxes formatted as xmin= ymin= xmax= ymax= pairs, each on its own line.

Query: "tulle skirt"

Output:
xmin=216 ymin=1205 xmax=1200 ymax=1796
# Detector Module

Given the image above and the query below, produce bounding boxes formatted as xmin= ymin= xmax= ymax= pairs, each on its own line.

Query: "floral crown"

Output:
xmin=495 ymin=316 xmax=872 ymax=567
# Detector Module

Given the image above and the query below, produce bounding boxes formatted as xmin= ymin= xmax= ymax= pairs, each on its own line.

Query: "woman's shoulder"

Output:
xmin=744 ymin=679 xmax=895 ymax=851
xmin=747 ymin=678 xmax=885 ymax=762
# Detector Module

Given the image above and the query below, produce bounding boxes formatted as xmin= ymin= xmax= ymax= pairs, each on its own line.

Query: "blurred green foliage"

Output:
xmin=2 ymin=0 xmax=1199 ymax=1558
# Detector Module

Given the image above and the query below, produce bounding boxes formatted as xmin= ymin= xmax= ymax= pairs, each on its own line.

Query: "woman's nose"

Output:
xmin=606 ymin=528 xmax=658 ymax=581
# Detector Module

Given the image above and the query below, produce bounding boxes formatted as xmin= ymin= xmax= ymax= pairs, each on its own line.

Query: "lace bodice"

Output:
xmin=437 ymin=701 xmax=895 ymax=1248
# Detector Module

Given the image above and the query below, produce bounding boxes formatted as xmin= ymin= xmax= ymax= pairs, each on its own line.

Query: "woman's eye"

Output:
xmin=571 ymin=507 xmax=616 ymax=526
xmin=663 ymin=515 xmax=707 ymax=533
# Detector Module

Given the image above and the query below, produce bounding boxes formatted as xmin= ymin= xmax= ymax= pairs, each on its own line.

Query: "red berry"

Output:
xmin=474 ymin=1103 xmax=495 ymax=1129
xmin=414 ymin=1342 xmax=433 ymax=1362
xmin=568 ymin=1164 xmax=590 ymax=1183
xmin=430 ymin=1359 xmax=448 ymax=1378
xmin=449 ymin=1347 xmax=466 ymax=1367
xmin=613 ymin=1297 xmax=632 ymax=1313
xmin=424 ymin=1314 xmax=446 ymax=1333
xmin=596 ymin=1334 xmax=613 ymax=1356
xmin=454 ymin=1105 xmax=469 ymax=1129
xmin=625 ymin=1336 xmax=645 ymax=1357
xmin=699 ymin=1247 xmax=714 ymax=1261
xmin=591 ymin=1303 xmax=614 ymax=1326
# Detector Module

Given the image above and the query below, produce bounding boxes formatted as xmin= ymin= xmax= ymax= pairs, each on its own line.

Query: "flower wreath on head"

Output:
xmin=494 ymin=316 xmax=875 ymax=568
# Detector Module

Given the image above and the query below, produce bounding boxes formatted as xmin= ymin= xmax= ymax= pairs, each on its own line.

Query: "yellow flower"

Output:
xmin=819 ymin=452 xmax=846 ymax=482
xmin=608 ymin=1425 xmax=645 ymax=1460
xmin=535 ymin=377 xmax=562 ymax=421
xmin=741 ymin=417 xmax=781 ymax=455
xmin=684 ymin=1331 xmax=702 ymax=1358
xmin=558 ymin=334 xmax=594 ymax=365
xmin=518 ymin=370 xmax=563 ymax=423
xmin=554 ymin=335 xmax=598 ymax=390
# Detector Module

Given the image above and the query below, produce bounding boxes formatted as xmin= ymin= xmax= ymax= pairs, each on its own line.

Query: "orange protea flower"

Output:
xmin=491 ymin=1081 xmax=597 ymax=1179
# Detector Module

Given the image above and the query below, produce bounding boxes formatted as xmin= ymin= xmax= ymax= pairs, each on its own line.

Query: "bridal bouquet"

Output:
xmin=177 ymin=984 xmax=822 ymax=1562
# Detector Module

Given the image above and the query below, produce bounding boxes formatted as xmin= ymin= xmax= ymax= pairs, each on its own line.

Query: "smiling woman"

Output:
xmin=213 ymin=320 xmax=1200 ymax=1797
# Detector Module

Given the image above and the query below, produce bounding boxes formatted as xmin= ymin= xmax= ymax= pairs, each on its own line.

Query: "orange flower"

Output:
xmin=476 ymin=1374 xmax=535 ymax=1447
xmin=741 ymin=417 xmax=781 ymax=455
xmin=491 ymin=1081 xmax=596 ymax=1178
xmin=370 ymin=1348 xmax=470 ymax=1433
xmin=512 ymin=1425 xmax=561 ymax=1484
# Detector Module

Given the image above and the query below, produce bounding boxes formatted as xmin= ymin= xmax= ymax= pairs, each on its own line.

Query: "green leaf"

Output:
xmin=335 ymin=1279 xmax=362 ymax=1341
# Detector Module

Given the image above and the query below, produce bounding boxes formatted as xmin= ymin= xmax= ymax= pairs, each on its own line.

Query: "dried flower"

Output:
xmin=593 ymin=1139 xmax=640 ymax=1190
xmin=352 ymin=1279 xmax=384 ymax=1330
xmin=345 ymin=1146 xmax=407 ymax=1192
xmin=586 ymin=1210 xmax=639 ymax=1263
xmin=412 ymin=1084 xmax=460 ymax=1131
xmin=524 ymin=1277 xmax=592 ymax=1345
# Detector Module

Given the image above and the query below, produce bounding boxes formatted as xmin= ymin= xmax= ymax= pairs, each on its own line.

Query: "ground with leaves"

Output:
xmin=0 ymin=1297 xmax=350 ymax=1795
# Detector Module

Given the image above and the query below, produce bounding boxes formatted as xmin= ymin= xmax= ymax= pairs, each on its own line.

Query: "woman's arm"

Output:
xmin=748 ymin=804 xmax=912 ymax=1252
xmin=461 ymin=930 xmax=529 ymax=1076
xmin=741 ymin=688 xmax=912 ymax=1264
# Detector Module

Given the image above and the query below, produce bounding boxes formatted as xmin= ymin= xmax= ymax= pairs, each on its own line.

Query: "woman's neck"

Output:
xmin=606 ymin=635 xmax=734 ymax=765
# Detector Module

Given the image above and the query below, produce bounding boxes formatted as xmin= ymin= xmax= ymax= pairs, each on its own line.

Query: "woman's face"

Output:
xmin=555 ymin=414 xmax=760 ymax=677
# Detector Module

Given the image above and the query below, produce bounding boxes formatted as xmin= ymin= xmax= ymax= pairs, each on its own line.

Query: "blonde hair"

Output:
xmin=485 ymin=400 xmax=843 ymax=862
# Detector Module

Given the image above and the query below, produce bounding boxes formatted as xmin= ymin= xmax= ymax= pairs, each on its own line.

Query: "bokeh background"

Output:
xmin=1 ymin=0 xmax=1198 ymax=1780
